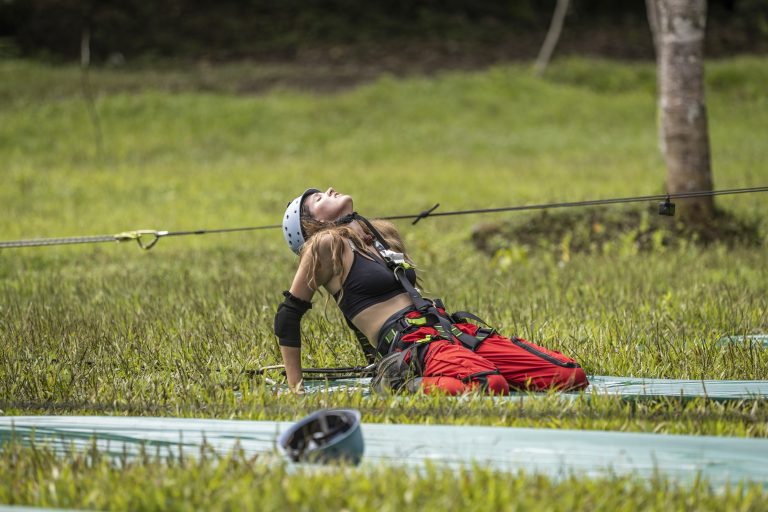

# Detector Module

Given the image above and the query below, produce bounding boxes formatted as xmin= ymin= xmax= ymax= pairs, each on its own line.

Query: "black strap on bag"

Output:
xmin=370 ymin=344 xmax=424 ymax=394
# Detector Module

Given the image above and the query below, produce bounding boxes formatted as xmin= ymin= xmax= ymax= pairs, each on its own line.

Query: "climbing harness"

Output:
xmin=337 ymin=212 xmax=498 ymax=358
xmin=2 ymin=185 xmax=766 ymax=250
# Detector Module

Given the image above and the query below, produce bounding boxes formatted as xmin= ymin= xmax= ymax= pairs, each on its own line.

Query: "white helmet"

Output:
xmin=283 ymin=188 xmax=320 ymax=254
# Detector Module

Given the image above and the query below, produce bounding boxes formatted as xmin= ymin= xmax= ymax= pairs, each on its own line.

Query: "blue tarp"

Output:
xmin=717 ymin=334 xmax=768 ymax=348
xmin=1 ymin=415 xmax=767 ymax=489
xmin=300 ymin=375 xmax=768 ymax=400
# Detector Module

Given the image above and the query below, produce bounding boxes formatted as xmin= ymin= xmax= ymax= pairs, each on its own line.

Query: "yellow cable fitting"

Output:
xmin=113 ymin=230 xmax=163 ymax=250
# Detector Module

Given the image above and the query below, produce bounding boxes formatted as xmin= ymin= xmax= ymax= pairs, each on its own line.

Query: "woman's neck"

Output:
xmin=347 ymin=220 xmax=377 ymax=248
xmin=347 ymin=219 xmax=366 ymax=238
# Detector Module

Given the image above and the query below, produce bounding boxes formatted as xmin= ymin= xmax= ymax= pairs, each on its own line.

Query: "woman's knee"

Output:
xmin=485 ymin=374 xmax=509 ymax=395
xmin=541 ymin=366 xmax=589 ymax=390
xmin=562 ymin=367 xmax=589 ymax=390
xmin=420 ymin=376 xmax=467 ymax=395
xmin=464 ymin=373 xmax=509 ymax=395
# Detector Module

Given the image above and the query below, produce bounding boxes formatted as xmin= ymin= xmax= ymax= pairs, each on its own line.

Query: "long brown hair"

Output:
xmin=299 ymin=212 xmax=412 ymax=291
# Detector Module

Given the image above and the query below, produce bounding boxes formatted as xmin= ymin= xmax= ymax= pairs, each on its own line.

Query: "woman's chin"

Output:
xmin=340 ymin=196 xmax=354 ymax=211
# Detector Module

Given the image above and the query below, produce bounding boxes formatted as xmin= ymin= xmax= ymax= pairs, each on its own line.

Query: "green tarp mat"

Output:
xmin=1 ymin=416 xmax=767 ymax=489
xmin=717 ymin=334 xmax=768 ymax=348
xmin=0 ymin=508 xmax=85 ymax=512
xmin=301 ymin=375 xmax=768 ymax=400
xmin=571 ymin=375 xmax=768 ymax=400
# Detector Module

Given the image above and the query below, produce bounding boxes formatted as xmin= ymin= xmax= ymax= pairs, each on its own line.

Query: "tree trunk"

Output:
xmin=534 ymin=0 xmax=570 ymax=76
xmin=657 ymin=0 xmax=715 ymax=221
xmin=81 ymin=25 xmax=104 ymax=159
xmin=645 ymin=0 xmax=661 ymax=60
xmin=646 ymin=0 xmax=665 ymax=156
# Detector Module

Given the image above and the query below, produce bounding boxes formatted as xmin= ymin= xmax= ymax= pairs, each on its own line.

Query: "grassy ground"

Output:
xmin=1 ymin=443 xmax=767 ymax=512
xmin=1 ymin=56 xmax=767 ymax=508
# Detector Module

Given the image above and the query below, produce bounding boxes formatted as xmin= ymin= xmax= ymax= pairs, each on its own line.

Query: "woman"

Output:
xmin=274 ymin=187 xmax=588 ymax=394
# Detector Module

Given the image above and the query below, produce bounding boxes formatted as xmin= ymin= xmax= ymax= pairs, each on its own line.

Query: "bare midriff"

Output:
xmin=349 ymin=292 xmax=412 ymax=343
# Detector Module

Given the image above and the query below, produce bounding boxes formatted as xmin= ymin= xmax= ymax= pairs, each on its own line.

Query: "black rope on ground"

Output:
xmin=1 ymin=186 xmax=767 ymax=250
xmin=250 ymin=364 xmax=376 ymax=379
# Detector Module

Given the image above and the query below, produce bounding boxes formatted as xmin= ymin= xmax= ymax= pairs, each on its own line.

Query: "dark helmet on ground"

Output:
xmin=278 ymin=408 xmax=364 ymax=465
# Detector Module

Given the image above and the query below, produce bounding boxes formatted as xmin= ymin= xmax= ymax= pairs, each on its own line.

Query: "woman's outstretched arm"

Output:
xmin=280 ymin=346 xmax=304 ymax=391
xmin=275 ymin=234 xmax=337 ymax=392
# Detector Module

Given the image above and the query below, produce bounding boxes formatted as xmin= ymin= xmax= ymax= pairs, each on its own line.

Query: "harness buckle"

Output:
xmin=380 ymin=249 xmax=406 ymax=267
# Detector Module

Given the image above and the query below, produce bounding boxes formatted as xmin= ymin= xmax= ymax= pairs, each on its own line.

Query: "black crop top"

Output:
xmin=334 ymin=249 xmax=417 ymax=319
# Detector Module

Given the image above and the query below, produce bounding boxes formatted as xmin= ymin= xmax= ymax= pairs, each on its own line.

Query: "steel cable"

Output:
xmin=1 ymin=185 xmax=766 ymax=250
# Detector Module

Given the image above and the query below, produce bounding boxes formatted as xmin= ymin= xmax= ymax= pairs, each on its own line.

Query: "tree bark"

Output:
xmin=657 ymin=0 xmax=715 ymax=220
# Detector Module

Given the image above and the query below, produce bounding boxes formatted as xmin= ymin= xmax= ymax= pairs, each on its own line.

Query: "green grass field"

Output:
xmin=1 ymin=56 xmax=767 ymax=509
xmin=3 ymin=443 xmax=767 ymax=512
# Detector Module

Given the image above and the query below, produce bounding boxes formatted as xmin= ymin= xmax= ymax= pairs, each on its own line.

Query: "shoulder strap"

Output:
xmin=351 ymin=213 xmax=476 ymax=347
xmin=343 ymin=213 xmax=485 ymax=352
xmin=450 ymin=310 xmax=489 ymax=326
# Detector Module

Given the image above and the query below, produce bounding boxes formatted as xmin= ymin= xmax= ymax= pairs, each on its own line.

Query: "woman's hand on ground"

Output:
xmin=278 ymin=381 xmax=305 ymax=396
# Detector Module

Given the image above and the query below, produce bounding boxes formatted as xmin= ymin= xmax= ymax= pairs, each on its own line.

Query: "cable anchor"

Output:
xmin=658 ymin=195 xmax=675 ymax=216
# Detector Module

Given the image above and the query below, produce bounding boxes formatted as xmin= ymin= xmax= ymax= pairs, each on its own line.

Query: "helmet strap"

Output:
xmin=334 ymin=213 xmax=357 ymax=226
xmin=335 ymin=212 xmax=389 ymax=249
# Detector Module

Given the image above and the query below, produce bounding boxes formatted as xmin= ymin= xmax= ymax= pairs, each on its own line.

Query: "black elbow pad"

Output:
xmin=274 ymin=291 xmax=312 ymax=348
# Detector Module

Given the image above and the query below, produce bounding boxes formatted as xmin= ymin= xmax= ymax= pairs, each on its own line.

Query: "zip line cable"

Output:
xmin=0 ymin=225 xmax=281 ymax=250
xmin=1 ymin=185 xmax=766 ymax=250
xmin=381 ymin=185 xmax=768 ymax=221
